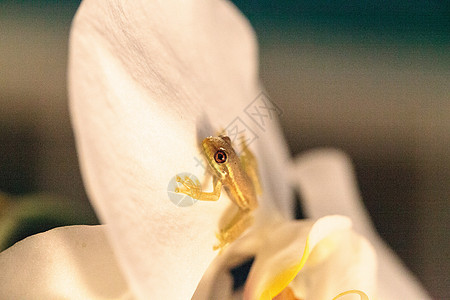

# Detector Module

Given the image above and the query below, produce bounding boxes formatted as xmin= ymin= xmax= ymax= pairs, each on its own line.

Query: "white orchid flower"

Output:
xmin=0 ymin=0 xmax=430 ymax=299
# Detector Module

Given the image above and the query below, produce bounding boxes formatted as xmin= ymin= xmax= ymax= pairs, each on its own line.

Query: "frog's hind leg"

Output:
xmin=213 ymin=208 xmax=254 ymax=251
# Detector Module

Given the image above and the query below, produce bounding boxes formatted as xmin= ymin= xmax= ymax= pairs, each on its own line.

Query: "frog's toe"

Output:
xmin=213 ymin=232 xmax=228 ymax=251
xmin=213 ymin=241 xmax=227 ymax=252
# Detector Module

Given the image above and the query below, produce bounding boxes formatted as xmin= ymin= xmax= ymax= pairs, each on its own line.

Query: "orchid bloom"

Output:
xmin=0 ymin=0 xmax=431 ymax=299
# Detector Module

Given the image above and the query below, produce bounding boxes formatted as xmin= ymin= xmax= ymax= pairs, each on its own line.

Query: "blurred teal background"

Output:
xmin=1 ymin=0 xmax=448 ymax=298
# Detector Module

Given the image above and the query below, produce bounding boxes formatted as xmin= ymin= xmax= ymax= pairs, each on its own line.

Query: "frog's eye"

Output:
xmin=214 ymin=150 xmax=227 ymax=164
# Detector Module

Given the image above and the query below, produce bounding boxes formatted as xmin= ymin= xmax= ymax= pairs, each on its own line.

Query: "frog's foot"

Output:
xmin=175 ymin=175 xmax=201 ymax=199
xmin=213 ymin=211 xmax=254 ymax=252
xmin=213 ymin=231 xmax=231 ymax=252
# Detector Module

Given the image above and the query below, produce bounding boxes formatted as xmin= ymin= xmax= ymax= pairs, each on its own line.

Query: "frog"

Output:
xmin=176 ymin=135 xmax=261 ymax=251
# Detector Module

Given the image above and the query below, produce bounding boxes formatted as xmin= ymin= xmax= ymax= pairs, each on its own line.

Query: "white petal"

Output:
xmin=291 ymin=149 xmax=431 ymax=299
xmin=0 ymin=225 xmax=130 ymax=300
xmin=208 ymin=270 xmax=235 ymax=300
xmin=69 ymin=0 xmax=290 ymax=298
xmin=292 ymin=230 xmax=377 ymax=300
xmin=243 ymin=215 xmax=352 ymax=300
xmin=193 ymin=223 xmax=264 ymax=300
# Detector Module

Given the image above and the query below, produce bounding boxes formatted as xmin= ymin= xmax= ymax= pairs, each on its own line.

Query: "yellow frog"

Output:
xmin=176 ymin=135 xmax=261 ymax=251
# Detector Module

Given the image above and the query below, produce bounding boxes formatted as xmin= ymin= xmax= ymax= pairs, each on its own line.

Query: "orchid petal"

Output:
xmin=291 ymin=229 xmax=377 ymax=300
xmin=0 ymin=225 xmax=130 ymax=299
xmin=292 ymin=149 xmax=431 ymax=299
xmin=193 ymin=222 xmax=264 ymax=299
xmin=243 ymin=215 xmax=352 ymax=300
xmin=69 ymin=0 xmax=291 ymax=298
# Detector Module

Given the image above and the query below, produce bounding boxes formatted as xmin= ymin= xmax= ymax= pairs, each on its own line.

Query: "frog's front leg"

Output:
xmin=176 ymin=175 xmax=223 ymax=201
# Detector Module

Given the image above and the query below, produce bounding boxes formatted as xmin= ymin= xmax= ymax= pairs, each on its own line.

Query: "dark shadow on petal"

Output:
xmin=230 ymin=256 xmax=255 ymax=291
xmin=293 ymin=189 xmax=305 ymax=220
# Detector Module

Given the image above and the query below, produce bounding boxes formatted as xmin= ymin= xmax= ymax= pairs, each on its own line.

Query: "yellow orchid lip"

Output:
xmin=260 ymin=241 xmax=369 ymax=300
xmin=243 ymin=216 xmax=375 ymax=300
xmin=270 ymin=288 xmax=370 ymax=300
xmin=332 ymin=290 xmax=369 ymax=300
xmin=261 ymin=234 xmax=370 ymax=300
xmin=260 ymin=239 xmax=310 ymax=300
xmin=264 ymin=249 xmax=370 ymax=300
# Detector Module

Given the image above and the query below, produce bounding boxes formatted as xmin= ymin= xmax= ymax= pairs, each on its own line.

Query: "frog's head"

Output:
xmin=201 ymin=135 xmax=237 ymax=178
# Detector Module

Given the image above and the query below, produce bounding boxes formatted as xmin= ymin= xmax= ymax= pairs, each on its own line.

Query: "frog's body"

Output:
xmin=176 ymin=135 xmax=261 ymax=250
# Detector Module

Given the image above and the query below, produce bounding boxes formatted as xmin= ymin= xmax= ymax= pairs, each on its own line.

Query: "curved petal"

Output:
xmin=193 ymin=237 xmax=253 ymax=300
xmin=69 ymin=0 xmax=291 ymax=298
xmin=243 ymin=215 xmax=352 ymax=300
xmin=193 ymin=220 xmax=266 ymax=300
xmin=0 ymin=225 xmax=130 ymax=299
xmin=291 ymin=149 xmax=431 ymax=299
xmin=0 ymin=193 xmax=97 ymax=251
xmin=291 ymin=230 xmax=377 ymax=300
xmin=290 ymin=150 xmax=374 ymax=238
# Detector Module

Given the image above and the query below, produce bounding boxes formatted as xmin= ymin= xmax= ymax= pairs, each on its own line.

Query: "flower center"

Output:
xmin=273 ymin=287 xmax=301 ymax=300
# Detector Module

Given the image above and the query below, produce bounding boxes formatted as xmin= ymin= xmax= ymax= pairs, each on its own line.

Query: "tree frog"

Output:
xmin=176 ymin=135 xmax=261 ymax=251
